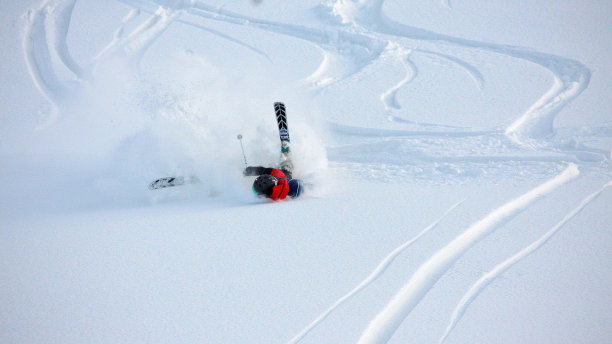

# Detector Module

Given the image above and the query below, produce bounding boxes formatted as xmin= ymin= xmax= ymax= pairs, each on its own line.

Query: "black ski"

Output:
xmin=274 ymin=102 xmax=293 ymax=171
xmin=274 ymin=102 xmax=290 ymax=155
xmin=148 ymin=176 xmax=199 ymax=190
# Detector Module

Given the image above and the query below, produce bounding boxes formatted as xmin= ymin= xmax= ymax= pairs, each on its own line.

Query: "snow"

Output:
xmin=358 ymin=164 xmax=580 ymax=344
xmin=1 ymin=1 xmax=611 ymax=344
xmin=440 ymin=180 xmax=612 ymax=344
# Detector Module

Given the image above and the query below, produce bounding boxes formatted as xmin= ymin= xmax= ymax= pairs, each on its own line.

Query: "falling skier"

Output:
xmin=242 ymin=102 xmax=303 ymax=201
xmin=149 ymin=102 xmax=303 ymax=200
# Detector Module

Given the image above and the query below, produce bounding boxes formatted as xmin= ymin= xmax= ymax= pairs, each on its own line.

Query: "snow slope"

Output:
xmin=1 ymin=1 xmax=611 ymax=343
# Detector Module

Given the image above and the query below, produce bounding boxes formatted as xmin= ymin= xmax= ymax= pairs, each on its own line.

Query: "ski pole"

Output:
xmin=237 ymin=134 xmax=248 ymax=168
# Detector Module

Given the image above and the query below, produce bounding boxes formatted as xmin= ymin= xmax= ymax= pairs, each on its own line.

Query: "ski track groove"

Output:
xmin=23 ymin=0 xmax=68 ymax=118
xmin=49 ymin=0 xmax=84 ymax=78
xmin=107 ymin=6 xmax=181 ymax=63
xmin=380 ymin=46 xmax=416 ymax=112
xmin=287 ymin=199 xmax=464 ymax=344
xmin=439 ymin=180 xmax=612 ymax=343
xmin=416 ymin=49 xmax=485 ymax=90
xmin=330 ymin=0 xmax=590 ymax=143
xmin=356 ymin=164 xmax=579 ymax=344
xmin=25 ymin=0 xmax=184 ymax=118
xmin=32 ymin=0 xmax=591 ymax=145
xmin=112 ymin=0 xmax=271 ymax=61
xmin=330 ymin=122 xmax=498 ymax=138
xmin=113 ymin=0 xmax=389 ymax=86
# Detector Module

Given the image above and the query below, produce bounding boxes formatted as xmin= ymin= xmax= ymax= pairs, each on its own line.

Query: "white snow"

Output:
xmin=439 ymin=180 xmax=612 ymax=344
xmin=357 ymin=164 xmax=580 ymax=344
xmin=2 ymin=1 xmax=611 ymax=344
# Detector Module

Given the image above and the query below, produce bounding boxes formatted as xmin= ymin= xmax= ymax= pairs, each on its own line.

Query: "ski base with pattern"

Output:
xmin=148 ymin=176 xmax=201 ymax=190
xmin=274 ymin=102 xmax=293 ymax=172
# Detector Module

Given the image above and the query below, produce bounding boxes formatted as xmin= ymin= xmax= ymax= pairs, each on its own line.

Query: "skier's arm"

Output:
xmin=244 ymin=166 xmax=291 ymax=179
xmin=243 ymin=166 xmax=275 ymax=176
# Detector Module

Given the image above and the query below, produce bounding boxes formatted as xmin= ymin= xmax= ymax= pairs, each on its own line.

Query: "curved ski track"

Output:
xmin=288 ymin=199 xmax=464 ymax=344
xmin=357 ymin=164 xmax=580 ymax=343
xmin=22 ymin=1 xmax=611 ymax=344
xmin=439 ymin=180 xmax=612 ymax=343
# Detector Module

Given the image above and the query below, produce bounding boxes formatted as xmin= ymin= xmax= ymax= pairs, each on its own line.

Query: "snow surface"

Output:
xmin=1 ymin=1 xmax=611 ymax=343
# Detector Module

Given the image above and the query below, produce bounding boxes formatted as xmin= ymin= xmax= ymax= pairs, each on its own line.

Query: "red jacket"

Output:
xmin=269 ymin=169 xmax=290 ymax=201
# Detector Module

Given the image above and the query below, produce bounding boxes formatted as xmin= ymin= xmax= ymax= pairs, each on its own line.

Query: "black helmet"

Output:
xmin=253 ymin=175 xmax=277 ymax=195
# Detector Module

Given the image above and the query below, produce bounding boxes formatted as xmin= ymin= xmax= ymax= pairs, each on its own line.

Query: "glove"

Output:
xmin=279 ymin=159 xmax=293 ymax=173
xmin=243 ymin=166 xmax=258 ymax=176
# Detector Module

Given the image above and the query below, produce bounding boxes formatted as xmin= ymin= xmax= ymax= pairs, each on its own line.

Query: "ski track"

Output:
xmin=330 ymin=122 xmax=497 ymax=138
xmin=24 ymin=0 xmax=185 ymax=120
xmin=98 ymin=6 xmax=181 ymax=64
xmin=111 ymin=0 xmax=271 ymax=62
xmin=49 ymin=0 xmax=84 ymax=78
xmin=416 ymin=49 xmax=485 ymax=90
xmin=28 ymin=0 xmax=590 ymax=144
xmin=23 ymin=0 xmax=69 ymax=121
xmin=287 ymin=199 xmax=464 ymax=344
xmin=380 ymin=45 xmax=415 ymax=112
xmin=439 ymin=180 xmax=612 ymax=343
xmin=380 ymin=46 xmax=484 ymax=114
xmin=330 ymin=0 xmax=590 ymax=143
xmin=356 ymin=164 xmax=579 ymax=344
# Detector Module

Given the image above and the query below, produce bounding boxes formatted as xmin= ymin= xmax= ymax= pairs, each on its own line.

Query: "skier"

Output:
xmin=243 ymin=165 xmax=302 ymax=200
xmin=149 ymin=102 xmax=304 ymax=200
